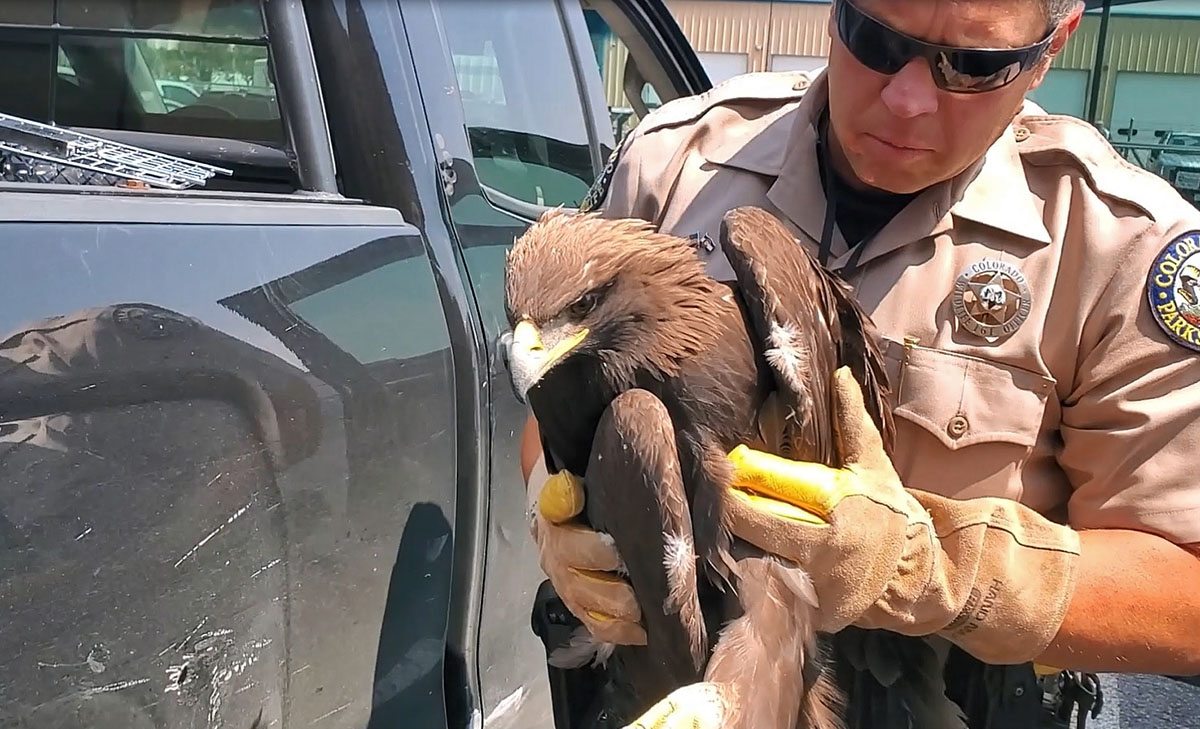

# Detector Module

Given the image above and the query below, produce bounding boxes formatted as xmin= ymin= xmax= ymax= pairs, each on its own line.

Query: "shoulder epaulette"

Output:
xmin=1018 ymin=113 xmax=1164 ymax=220
xmin=635 ymin=70 xmax=813 ymax=137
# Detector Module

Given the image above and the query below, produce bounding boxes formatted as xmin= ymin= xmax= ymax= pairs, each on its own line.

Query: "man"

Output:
xmin=521 ymin=0 xmax=1200 ymax=725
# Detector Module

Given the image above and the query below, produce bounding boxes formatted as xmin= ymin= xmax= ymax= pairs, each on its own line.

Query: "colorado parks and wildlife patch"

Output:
xmin=1147 ymin=230 xmax=1200 ymax=351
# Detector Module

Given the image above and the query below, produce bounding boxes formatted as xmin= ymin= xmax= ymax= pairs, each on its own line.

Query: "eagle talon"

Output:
xmin=539 ymin=471 xmax=586 ymax=523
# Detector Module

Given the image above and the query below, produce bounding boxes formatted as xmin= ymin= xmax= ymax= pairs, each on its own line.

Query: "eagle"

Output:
xmin=501 ymin=206 xmax=954 ymax=729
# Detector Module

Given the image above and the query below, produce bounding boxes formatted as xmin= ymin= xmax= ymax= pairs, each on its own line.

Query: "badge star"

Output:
xmin=965 ymin=271 xmax=1018 ymax=326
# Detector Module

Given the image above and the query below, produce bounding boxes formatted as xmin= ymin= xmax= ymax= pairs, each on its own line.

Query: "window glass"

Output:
xmin=59 ymin=0 xmax=265 ymax=38
xmin=0 ymin=0 xmax=282 ymax=145
xmin=437 ymin=1 xmax=595 ymax=209
xmin=0 ymin=1 xmax=52 ymax=24
xmin=586 ymin=9 xmax=670 ymax=146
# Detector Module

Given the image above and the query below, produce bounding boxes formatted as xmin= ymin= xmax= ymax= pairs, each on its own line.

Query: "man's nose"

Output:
xmin=879 ymin=59 xmax=940 ymax=119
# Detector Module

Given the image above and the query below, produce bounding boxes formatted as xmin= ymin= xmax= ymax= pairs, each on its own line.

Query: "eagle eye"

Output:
xmin=568 ymin=291 xmax=601 ymax=319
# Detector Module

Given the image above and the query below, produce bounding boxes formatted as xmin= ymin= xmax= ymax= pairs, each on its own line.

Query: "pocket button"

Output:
xmin=947 ymin=413 xmax=970 ymax=440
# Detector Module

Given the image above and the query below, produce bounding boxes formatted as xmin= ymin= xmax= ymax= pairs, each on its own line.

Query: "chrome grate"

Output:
xmin=0 ymin=112 xmax=232 ymax=190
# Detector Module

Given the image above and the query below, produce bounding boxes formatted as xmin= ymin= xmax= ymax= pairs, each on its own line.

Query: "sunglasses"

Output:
xmin=834 ymin=0 xmax=1056 ymax=94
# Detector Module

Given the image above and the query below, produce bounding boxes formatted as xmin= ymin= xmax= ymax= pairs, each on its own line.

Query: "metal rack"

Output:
xmin=0 ymin=112 xmax=232 ymax=190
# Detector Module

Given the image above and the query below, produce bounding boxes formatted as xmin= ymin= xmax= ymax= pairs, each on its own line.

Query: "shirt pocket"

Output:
xmin=886 ymin=339 xmax=1056 ymax=452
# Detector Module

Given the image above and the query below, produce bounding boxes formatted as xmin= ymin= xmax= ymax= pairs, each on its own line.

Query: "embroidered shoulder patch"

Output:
xmin=1147 ymin=230 xmax=1200 ymax=351
xmin=578 ymin=142 xmax=622 ymax=213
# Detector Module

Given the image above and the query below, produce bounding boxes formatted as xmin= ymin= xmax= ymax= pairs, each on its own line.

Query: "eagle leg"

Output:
xmin=705 ymin=556 xmax=844 ymax=729
xmin=586 ymin=389 xmax=709 ymax=680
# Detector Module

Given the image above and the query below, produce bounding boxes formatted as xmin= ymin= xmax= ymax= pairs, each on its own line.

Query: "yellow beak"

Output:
xmin=502 ymin=319 xmax=590 ymax=400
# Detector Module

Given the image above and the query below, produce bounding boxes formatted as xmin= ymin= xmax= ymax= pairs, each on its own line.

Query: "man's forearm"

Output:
xmin=1036 ymin=529 xmax=1200 ymax=675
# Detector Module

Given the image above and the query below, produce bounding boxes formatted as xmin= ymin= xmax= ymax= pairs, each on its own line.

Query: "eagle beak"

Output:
xmin=501 ymin=319 xmax=589 ymax=402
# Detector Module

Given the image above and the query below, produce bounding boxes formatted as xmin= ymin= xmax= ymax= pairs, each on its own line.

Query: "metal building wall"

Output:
xmin=668 ymin=1 xmax=771 ymax=72
xmin=1057 ymin=13 xmax=1200 ymax=124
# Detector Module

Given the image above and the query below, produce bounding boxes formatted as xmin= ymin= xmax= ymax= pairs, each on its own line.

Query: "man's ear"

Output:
xmin=1029 ymin=2 xmax=1086 ymax=90
xmin=1050 ymin=2 xmax=1086 ymax=55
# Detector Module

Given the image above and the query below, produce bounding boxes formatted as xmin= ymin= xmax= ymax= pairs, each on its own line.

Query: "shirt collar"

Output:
xmin=702 ymin=71 xmax=1053 ymax=269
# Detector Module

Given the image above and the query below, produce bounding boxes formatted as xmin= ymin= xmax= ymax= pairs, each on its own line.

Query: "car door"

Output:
xmin=0 ymin=3 xmax=471 ymax=728
xmin=399 ymin=1 xmax=709 ymax=726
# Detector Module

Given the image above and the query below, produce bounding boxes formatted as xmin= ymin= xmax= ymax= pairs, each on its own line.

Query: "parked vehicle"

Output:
xmin=0 ymin=1 xmax=705 ymax=727
xmin=1151 ymin=131 xmax=1200 ymax=208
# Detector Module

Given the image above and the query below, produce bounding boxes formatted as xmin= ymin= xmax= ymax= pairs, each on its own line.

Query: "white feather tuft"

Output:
xmin=765 ymin=321 xmax=811 ymax=401
xmin=597 ymin=531 xmax=631 ymax=576
xmin=662 ymin=531 xmax=697 ymax=611
xmin=548 ymin=627 xmax=616 ymax=669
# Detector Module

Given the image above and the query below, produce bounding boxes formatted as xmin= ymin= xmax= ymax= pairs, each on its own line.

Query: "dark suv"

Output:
xmin=0 ymin=1 xmax=707 ymax=727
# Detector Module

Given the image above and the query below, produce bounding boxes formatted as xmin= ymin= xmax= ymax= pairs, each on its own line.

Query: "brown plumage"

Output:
xmin=502 ymin=206 xmax=894 ymax=729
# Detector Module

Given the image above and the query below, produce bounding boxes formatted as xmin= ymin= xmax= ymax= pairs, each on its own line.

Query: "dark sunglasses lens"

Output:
xmin=933 ymin=50 xmax=1027 ymax=92
xmin=837 ymin=0 xmax=912 ymax=75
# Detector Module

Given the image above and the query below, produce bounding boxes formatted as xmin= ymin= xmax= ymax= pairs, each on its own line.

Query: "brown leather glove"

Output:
xmin=527 ymin=454 xmax=647 ymax=648
xmin=723 ymin=366 xmax=1082 ymax=665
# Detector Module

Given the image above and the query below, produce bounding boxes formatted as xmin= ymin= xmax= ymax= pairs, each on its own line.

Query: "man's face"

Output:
xmin=825 ymin=0 xmax=1077 ymax=194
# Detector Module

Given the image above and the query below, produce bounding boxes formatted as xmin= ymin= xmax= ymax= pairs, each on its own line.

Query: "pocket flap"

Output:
xmin=887 ymin=341 xmax=1056 ymax=451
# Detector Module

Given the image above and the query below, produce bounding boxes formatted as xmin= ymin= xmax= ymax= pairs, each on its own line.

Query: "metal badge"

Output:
xmin=1146 ymin=230 xmax=1200 ymax=351
xmin=952 ymin=260 xmax=1032 ymax=341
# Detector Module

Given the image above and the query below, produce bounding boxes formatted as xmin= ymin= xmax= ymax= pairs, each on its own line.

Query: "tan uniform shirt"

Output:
xmin=591 ymin=69 xmax=1200 ymax=545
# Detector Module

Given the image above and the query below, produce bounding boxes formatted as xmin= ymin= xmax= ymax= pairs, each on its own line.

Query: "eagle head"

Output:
xmin=501 ymin=208 xmax=726 ymax=402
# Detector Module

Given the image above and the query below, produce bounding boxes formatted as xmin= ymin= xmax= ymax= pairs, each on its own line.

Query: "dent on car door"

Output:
xmin=401 ymin=0 xmax=707 ymax=726
xmin=0 ymin=197 xmax=456 ymax=729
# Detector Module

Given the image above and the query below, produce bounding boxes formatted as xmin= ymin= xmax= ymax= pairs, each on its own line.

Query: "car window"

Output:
xmin=0 ymin=0 xmax=283 ymax=145
xmin=437 ymin=1 xmax=596 ymax=209
xmin=586 ymin=8 xmax=670 ymax=147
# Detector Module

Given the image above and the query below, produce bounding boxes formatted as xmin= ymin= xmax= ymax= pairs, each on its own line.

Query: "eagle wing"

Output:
xmin=580 ymin=388 xmax=709 ymax=722
xmin=718 ymin=206 xmax=895 ymax=462
xmin=719 ymin=207 xmax=964 ymax=729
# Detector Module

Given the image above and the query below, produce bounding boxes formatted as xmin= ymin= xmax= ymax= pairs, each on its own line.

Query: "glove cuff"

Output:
xmin=906 ymin=490 xmax=1082 ymax=665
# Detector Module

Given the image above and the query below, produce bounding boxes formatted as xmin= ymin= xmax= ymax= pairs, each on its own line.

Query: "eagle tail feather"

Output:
xmin=704 ymin=557 xmax=843 ymax=729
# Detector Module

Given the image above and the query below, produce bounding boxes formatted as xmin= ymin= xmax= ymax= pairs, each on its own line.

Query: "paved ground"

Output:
xmin=1089 ymin=674 xmax=1200 ymax=728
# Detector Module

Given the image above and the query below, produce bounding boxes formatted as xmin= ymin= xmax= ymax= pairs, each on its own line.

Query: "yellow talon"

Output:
xmin=730 ymin=489 xmax=830 ymax=525
xmin=570 ymin=567 xmax=629 ymax=585
xmin=727 ymin=445 xmax=852 ymax=520
xmin=539 ymin=471 xmax=585 ymax=523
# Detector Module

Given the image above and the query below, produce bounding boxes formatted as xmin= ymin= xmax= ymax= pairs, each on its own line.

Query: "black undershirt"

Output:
xmin=816 ymin=109 xmax=917 ymax=253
